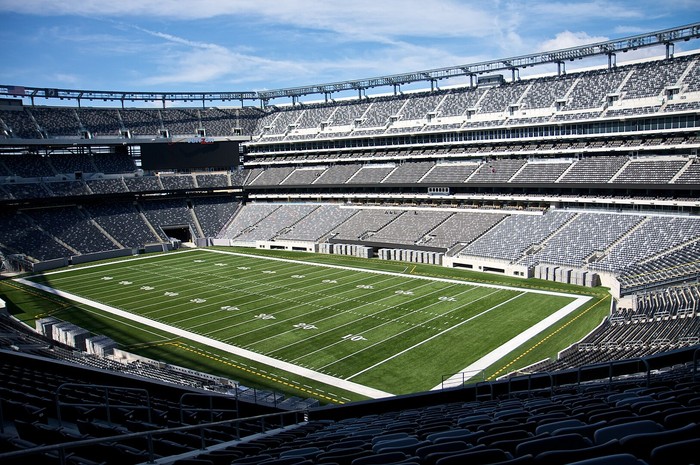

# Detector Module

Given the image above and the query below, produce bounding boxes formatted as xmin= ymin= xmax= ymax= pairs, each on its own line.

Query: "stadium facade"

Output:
xmin=1 ymin=23 xmax=700 ymax=465
xmin=1 ymin=23 xmax=700 ymax=373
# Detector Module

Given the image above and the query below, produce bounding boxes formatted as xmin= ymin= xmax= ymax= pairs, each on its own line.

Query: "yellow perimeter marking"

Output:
xmin=1 ymin=280 xmax=73 ymax=318
xmin=4 ymin=281 xmax=344 ymax=404
xmin=217 ymin=247 xmax=599 ymax=296
xmin=165 ymin=341 xmax=345 ymax=405
xmin=487 ymin=294 xmax=610 ymax=380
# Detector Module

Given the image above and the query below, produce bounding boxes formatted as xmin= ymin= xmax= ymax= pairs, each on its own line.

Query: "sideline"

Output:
xmin=432 ymin=295 xmax=591 ymax=390
xmin=201 ymin=248 xmax=583 ymax=299
xmin=19 ymin=248 xmax=592 ymax=397
xmin=15 ymin=277 xmax=394 ymax=400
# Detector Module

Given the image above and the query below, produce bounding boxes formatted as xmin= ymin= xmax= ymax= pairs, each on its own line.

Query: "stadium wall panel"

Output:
xmin=32 ymin=257 xmax=69 ymax=272
xmin=211 ymin=238 xmax=234 ymax=247
xmin=327 ymin=238 xmax=444 ymax=253
xmin=255 ymin=240 xmax=317 ymax=252
xmin=444 ymin=255 xmax=531 ymax=278
xmin=144 ymin=243 xmax=173 ymax=253
xmin=71 ymin=248 xmax=134 ymax=264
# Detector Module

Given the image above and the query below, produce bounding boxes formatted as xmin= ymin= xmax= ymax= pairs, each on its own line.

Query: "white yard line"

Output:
xmin=36 ymin=248 xmax=201 ymax=276
xmin=347 ymin=292 xmax=526 ymax=381
xmin=20 ymin=247 xmax=592 ymax=398
xmin=15 ymin=277 xmax=393 ymax=400
xmin=200 ymin=249 xmax=581 ymax=298
xmin=432 ymin=295 xmax=591 ymax=390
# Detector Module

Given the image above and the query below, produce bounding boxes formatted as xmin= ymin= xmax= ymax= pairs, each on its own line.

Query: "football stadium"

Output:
xmin=1 ymin=21 xmax=700 ymax=464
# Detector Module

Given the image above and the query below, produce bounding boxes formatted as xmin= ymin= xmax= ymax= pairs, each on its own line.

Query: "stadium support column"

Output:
xmin=607 ymin=52 xmax=617 ymax=70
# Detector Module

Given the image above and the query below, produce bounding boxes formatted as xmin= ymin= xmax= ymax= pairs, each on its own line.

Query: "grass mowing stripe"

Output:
xmin=202 ymin=248 xmax=581 ymax=298
xmin=346 ymin=292 xmax=526 ymax=381
xmin=21 ymin=247 xmax=590 ymax=396
xmin=234 ymin=275 xmax=409 ymax=348
xmin=214 ymin=276 xmax=433 ymax=343
xmin=17 ymin=276 xmax=395 ymax=399
xmin=264 ymin=279 xmax=445 ymax=357
xmin=315 ymin=285 xmax=500 ymax=372
xmin=274 ymin=281 xmax=461 ymax=361
xmin=485 ymin=294 xmax=609 ymax=381
xmin=197 ymin=274 xmax=409 ymax=341
xmin=285 ymin=287 xmax=513 ymax=371
xmin=58 ymin=259 xmax=358 ymax=324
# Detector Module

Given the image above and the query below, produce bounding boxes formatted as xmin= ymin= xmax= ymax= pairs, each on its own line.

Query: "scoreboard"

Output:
xmin=140 ymin=139 xmax=239 ymax=170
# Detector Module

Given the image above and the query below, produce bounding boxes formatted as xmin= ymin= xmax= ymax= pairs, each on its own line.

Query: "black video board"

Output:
xmin=140 ymin=140 xmax=239 ymax=170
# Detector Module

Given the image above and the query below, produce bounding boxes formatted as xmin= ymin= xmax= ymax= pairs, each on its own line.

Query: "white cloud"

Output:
xmin=50 ymin=72 xmax=80 ymax=85
xmin=3 ymin=0 xmax=696 ymax=93
xmin=129 ymin=24 xmax=491 ymax=90
xmin=613 ymin=25 xmax=651 ymax=35
xmin=0 ymin=0 xmax=506 ymax=41
xmin=128 ymin=26 xmax=306 ymax=87
xmin=528 ymin=1 xmax=646 ymax=20
xmin=538 ymin=31 xmax=609 ymax=52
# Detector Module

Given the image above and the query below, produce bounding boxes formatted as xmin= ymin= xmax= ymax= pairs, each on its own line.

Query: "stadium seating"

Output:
xmin=0 ymin=210 xmax=74 ymax=261
xmin=275 ymin=205 xmax=357 ymax=242
xmin=233 ymin=204 xmax=318 ymax=242
xmin=85 ymin=202 xmax=163 ymax=249
xmin=1 ymin=334 xmax=698 ymax=465
xmin=86 ymin=178 xmax=129 ymax=194
xmin=191 ymin=196 xmax=241 ymax=238
xmin=140 ymin=198 xmax=201 ymax=239
xmin=1 ymin=43 xmax=700 ymax=465
xmin=418 ymin=162 xmax=479 ymax=183
xmin=195 ymin=173 xmax=231 ymax=188
xmin=459 ymin=211 xmax=575 ymax=261
xmin=92 ymin=152 xmax=137 ymax=174
xmin=369 ymin=210 xmax=453 ymax=245
xmin=23 ymin=206 xmax=117 ymax=255
xmin=160 ymin=174 xmax=196 ymax=190
xmin=123 ymin=176 xmax=162 ymax=192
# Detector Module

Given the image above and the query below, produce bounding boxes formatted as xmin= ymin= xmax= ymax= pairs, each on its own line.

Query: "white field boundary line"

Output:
xmin=202 ymin=250 xmax=593 ymax=385
xmin=432 ymin=295 xmax=592 ymax=391
xmin=199 ymin=249 xmax=582 ymax=299
xmin=24 ymin=248 xmax=591 ymax=396
xmin=14 ymin=277 xmax=393 ymax=400
xmin=346 ymin=292 xmax=526 ymax=381
xmin=34 ymin=248 xmax=201 ymax=276
xmin=35 ymin=247 xmax=583 ymax=299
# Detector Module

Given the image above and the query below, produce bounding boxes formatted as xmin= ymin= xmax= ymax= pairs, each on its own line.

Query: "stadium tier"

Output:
xmin=0 ymin=321 xmax=699 ymax=465
xmin=1 ymin=30 xmax=700 ymax=465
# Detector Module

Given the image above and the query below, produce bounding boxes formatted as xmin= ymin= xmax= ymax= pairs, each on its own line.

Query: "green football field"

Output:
xmin=16 ymin=248 xmax=593 ymax=401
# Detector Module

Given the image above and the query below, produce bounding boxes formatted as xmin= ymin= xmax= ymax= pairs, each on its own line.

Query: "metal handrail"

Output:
xmin=576 ymin=357 xmax=651 ymax=391
xmin=506 ymin=371 xmax=554 ymax=398
xmin=0 ymin=409 xmax=305 ymax=464
xmin=55 ymin=383 xmax=152 ymax=426
xmin=179 ymin=392 xmax=239 ymax=424
xmin=474 ymin=380 xmax=494 ymax=401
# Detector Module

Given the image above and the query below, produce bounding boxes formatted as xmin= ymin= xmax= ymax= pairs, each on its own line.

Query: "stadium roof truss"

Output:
xmin=2 ymin=22 xmax=700 ymax=107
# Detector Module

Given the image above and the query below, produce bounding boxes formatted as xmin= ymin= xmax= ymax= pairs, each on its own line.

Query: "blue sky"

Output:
xmin=0 ymin=1 xmax=699 ymax=102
